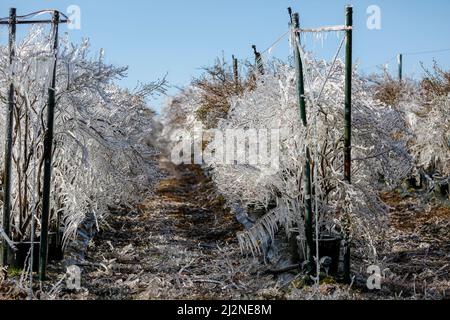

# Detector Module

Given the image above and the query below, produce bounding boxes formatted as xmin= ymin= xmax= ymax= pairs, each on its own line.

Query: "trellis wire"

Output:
xmin=295 ymin=25 xmax=352 ymax=33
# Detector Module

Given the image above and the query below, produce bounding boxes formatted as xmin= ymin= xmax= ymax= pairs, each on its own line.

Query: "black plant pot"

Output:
xmin=7 ymin=242 xmax=40 ymax=272
xmin=48 ymin=231 xmax=64 ymax=262
xmin=298 ymin=234 xmax=342 ymax=276
xmin=439 ymin=181 xmax=449 ymax=199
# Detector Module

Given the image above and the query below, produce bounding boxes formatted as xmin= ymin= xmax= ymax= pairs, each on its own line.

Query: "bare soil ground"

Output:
xmin=60 ymin=160 xmax=280 ymax=300
xmin=378 ymin=192 xmax=450 ymax=299
xmin=1 ymin=160 xmax=449 ymax=300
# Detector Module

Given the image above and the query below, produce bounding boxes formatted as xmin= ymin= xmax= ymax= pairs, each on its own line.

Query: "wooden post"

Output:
xmin=39 ymin=10 xmax=59 ymax=281
xmin=343 ymin=5 xmax=353 ymax=284
xmin=398 ymin=54 xmax=403 ymax=83
xmin=252 ymin=45 xmax=264 ymax=75
xmin=292 ymin=12 xmax=314 ymax=272
xmin=1 ymin=8 xmax=16 ymax=267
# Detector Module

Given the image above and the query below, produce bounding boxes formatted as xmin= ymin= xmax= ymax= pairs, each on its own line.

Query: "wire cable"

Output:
xmin=361 ymin=55 xmax=397 ymax=73
xmin=260 ymin=30 xmax=290 ymax=55
xmin=0 ymin=9 xmax=69 ymax=22
xmin=403 ymin=48 xmax=450 ymax=56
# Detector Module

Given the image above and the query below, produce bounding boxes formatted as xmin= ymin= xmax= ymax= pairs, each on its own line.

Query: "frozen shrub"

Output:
xmin=400 ymin=94 xmax=450 ymax=178
xmin=208 ymin=58 xmax=412 ymax=261
xmin=0 ymin=27 xmax=165 ymax=246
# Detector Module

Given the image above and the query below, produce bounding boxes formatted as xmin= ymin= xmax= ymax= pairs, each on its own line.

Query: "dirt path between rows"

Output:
xmin=64 ymin=159 xmax=279 ymax=300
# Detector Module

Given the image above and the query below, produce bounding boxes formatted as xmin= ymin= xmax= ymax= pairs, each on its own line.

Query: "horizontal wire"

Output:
xmin=295 ymin=25 xmax=352 ymax=33
xmin=362 ymin=56 xmax=397 ymax=72
xmin=18 ymin=9 xmax=69 ymax=20
xmin=0 ymin=9 xmax=69 ymax=22
xmin=255 ymin=25 xmax=350 ymax=61
xmin=403 ymin=48 xmax=450 ymax=56
xmin=361 ymin=49 xmax=450 ymax=74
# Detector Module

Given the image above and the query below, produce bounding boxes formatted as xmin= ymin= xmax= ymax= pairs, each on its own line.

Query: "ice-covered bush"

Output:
xmin=162 ymin=87 xmax=203 ymax=135
xmin=366 ymin=62 xmax=449 ymax=190
xmin=207 ymin=57 xmax=412 ymax=261
xmin=402 ymin=63 xmax=450 ymax=179
xmin=0 ymin=27 xmax=164 ymax=247
xmin=401 ymin=94 xmax=450 ymax=178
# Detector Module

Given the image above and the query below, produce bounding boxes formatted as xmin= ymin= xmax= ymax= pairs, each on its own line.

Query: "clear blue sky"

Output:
xmin=1 ymin=0 xmax=450 ymax=113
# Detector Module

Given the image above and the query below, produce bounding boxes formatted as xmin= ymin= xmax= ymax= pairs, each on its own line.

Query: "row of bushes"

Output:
xmin=162 ymin=52 xmax=449 ymax=269
xmin=0 ymin=28 xmax=164 ymax=253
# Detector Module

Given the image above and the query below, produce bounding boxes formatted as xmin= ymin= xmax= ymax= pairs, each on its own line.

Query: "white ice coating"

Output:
xmin=0 ymin=27 xmax=163 ymax=248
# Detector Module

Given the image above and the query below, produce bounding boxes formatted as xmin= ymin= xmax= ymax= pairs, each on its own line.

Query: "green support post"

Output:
xmin=252 ymin=45 xmax=264 ymax=75
xmin=292 ymin=13 xmax=307 ymax=127
xmin=292 ymin=12 xmax=314 ymax=272
xmin=2 ymin=8 xmax=17 ymax=267
xmin=39 ymin=11 xmax=59 ymax=281
xmin=398 ymin=53 xmax=403 ymax=83
xmin=232 ymin=55 xmax=239 ymax=91
xmin=288 ymin=7 xmax=293 ymax=24
xmin=343 ymin=5 xmax=353 ymax=284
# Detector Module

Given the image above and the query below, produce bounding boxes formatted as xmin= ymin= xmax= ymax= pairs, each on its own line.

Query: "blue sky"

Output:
xmin=1 ymin=0 xmax=450 ymax=113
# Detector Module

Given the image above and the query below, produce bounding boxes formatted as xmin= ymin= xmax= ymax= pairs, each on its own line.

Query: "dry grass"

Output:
xmin=193 ymin=58 xmax=256 ymax=129
xmin=420 ymin=61 xmax=450 ymax=100
xmin=379 ymin=192 xmax=450 ymax=299
xmin=366 ymin=70 xmax=413 ymax=107
xmin=367 ymin=62 xmax=450 ymax=108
